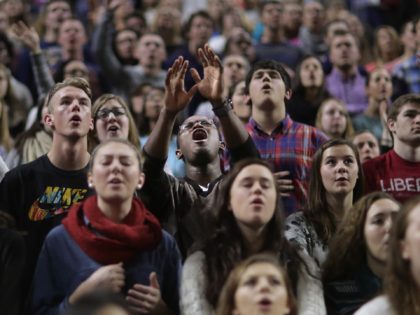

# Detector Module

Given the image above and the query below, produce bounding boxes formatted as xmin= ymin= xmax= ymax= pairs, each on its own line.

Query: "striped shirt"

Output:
xmin=246 ymin=116 xmax=328 ymax=215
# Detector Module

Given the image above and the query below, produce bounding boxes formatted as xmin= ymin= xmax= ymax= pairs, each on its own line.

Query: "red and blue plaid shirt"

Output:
xmin=246 ymin=115 xmax=328 ymax=216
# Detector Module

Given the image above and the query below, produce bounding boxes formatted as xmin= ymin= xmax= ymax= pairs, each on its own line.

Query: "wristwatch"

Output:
xmin=212 ymin=98 xmax=233 ymax=117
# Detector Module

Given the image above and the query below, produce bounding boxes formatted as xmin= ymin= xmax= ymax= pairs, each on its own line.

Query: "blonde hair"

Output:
xmin=315 ymin=97 xmax=354 ymax=139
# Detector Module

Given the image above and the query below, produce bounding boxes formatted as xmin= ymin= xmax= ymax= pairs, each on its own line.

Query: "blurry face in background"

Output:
xmin=223 ymin=55 xmax=248 ymax=89
xmin=227 ymin=28 xmax=255 ymax=62
xmin=330 ymin=34 xmax=360 ymax=70
xmin=232 ymin=81 xmax=251 ymax=122
xmin=144 ymin=88 xmax=164 ymax=121
xmin=3 ymin=0 xmax=26 ymax=19
xmin=130 ymin=85 xmax=151 ymax=114
xmin=44 ymin=1 xmax=71 ymax=30
xmin=282 ymin=3 xmax=302 ymax=33
xmin=303 ymin=1 xmax=324 ymax=32
xmin=299 ymin=57 xmax=323 ymax=88
xmin=352 ymin=132 xmax=380 ymax=163
xmin=58 ymin=19 xmax=87 ymax=50
xmin=64 ymin=60 xmax=89 ymax=82
xmin=188 ymin=15 xmax=213 ymax=47
xmin=400 ymin=22 xmax=416 ymax=53
xmin=115 ymin=29 xmax=138 ymax=60
xmin=135 ymin=34 xmax=166 ymax=67
xmin=154 ymin=7 xmax=182 ymax=31
xmin=320 ymin=100 xmax=347 ymax=138
xmin=376 ymin=28 xmax=394 ymax=56
xmin=366 ymin=68 xmax=392 ymax=101
xmin=261 ymin=2 xmax=283 ymax=31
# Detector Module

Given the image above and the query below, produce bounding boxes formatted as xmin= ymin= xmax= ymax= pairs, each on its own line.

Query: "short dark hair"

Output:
xmin=244 ymin=60 xmax=292 ymax=94
xmin=388 ymin=93 xmax=420 ymax=121
xmin=182 ymin=10 xmax=213 ymax=40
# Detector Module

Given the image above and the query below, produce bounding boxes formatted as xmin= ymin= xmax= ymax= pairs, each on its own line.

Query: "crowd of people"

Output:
xmin=0 ymin=0 xmax=419 ymax=315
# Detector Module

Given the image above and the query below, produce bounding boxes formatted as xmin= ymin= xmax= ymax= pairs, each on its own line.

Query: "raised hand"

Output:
xmin=164 ymin=56 xmax=198 ymax=114
xmin=126 ymin=272 xmax=164 ymax=315
xmin=10 ymin=21 xmax=41 ymax=54
xmin=190 ymin=44 xmax=224 ymax=106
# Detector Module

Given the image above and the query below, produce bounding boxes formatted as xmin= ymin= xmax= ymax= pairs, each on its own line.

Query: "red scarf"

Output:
xmin=62 ymin=195 xmax=162 ymax=264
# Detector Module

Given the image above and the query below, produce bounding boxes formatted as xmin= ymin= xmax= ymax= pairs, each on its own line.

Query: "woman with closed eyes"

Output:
xmin=181 ymin=158 xmax=320 ymax=315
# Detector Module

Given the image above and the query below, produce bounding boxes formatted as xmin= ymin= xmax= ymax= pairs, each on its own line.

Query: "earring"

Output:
xmin=137 ymin=184 xmax=143 ymax=190
xmin=88 ymin=182 xmax=93 ymax=188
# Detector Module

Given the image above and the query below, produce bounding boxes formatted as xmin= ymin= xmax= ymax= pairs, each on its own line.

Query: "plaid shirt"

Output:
xmin=246 ymin=116 xmax=328 ymax=216
xmin=393 ymin=55 xmax=420 ymax=94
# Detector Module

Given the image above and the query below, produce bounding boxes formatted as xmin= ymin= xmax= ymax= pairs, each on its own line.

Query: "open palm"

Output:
xmin=164 ymin=57 xmax=198 ymax=114
xmin=191 ymin=44 xmax=224 ymax=105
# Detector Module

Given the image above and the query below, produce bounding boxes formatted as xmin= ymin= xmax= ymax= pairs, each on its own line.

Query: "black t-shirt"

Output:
xmin=0 ymin=154 xmax=91 ymax=292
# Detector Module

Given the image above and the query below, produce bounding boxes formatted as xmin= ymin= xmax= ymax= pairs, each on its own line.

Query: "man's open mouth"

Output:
xmin=192 ymin=129 xmax=208 ymax=142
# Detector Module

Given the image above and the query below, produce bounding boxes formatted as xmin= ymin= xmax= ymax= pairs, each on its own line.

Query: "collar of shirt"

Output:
xmin=330 ymin=67 xmax=361 ymax=82
xmin=248 ymin=115 xmax=293 ymax=137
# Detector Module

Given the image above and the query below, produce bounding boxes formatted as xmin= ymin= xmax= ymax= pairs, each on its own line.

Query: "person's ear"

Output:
xmin=387 ymin=117 xmax=396 ymax=134
xmin=89 ymin=117 xmax=94 ymax=131
xmin=176 ymin=149 xmax=183 ymax=160
xmin=44 ymin=112 xmax=54 ymax=128
xmin=219 ymin=141 xmax=226 ymax=153
xmin=87 ymin=172 xmax=94 ymax=188
xmin=285 ymin=89 xmax=292 ymax=100
xmin=137 ymin=172 xmax=145 ymax=189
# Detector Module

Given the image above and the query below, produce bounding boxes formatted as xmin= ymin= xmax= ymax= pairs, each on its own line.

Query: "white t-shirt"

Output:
xmin=355 ymin=295 xmax=396 ymax=315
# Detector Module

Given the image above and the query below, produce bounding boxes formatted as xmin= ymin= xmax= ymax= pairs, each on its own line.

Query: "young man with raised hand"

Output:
xmin=141 ymin=45 xmax=259 ymax=257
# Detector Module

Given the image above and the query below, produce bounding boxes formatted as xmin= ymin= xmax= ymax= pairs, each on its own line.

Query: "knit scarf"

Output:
xmin=62 ymin=195 xmax=162 ymax=264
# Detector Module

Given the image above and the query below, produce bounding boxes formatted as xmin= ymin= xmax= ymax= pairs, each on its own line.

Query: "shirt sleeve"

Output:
xmin=180 ymin=251 xmax=213 ymax=315
xmin=31 ymin=233 xmax=69 ymax=315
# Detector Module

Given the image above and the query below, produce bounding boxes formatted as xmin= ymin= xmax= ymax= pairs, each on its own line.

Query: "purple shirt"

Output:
xmin=326 ymin=68 xmax=368 ymax=115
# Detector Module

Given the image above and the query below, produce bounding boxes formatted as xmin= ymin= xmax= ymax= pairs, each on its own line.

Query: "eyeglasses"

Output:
xmin=179 ymin=119 xmax=215 ymax=133
xmin=96 ymin=107 xmax=126 ymax=120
